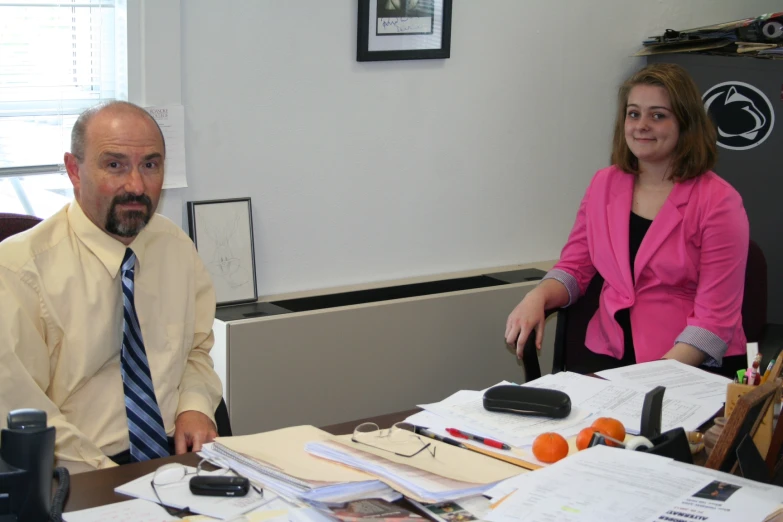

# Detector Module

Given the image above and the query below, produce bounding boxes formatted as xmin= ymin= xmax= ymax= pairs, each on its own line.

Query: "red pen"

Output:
xmin=446 ymin=428 xmax=511 ymax=450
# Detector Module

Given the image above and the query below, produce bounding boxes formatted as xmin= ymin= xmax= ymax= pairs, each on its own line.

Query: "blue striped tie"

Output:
xmin=120 ymin=248 xmax=170 ymax=462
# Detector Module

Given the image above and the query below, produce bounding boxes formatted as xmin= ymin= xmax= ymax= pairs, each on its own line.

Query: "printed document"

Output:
xmin=146 ymin=104 xmax=188 ymax=189
xmin=485 ymin=446 xmax=782 ymax=522
xmin=415 ymin=374 xmax=719 ymax=454
xmin=596 ymin=359 xmax=731 ymax=405
xmin=525 ymin=372 xmax=720 ymax=434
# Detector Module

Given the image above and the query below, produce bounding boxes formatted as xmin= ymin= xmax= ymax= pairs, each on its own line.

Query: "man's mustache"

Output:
xmin=111 ymin=193 xmax=152 ymax=213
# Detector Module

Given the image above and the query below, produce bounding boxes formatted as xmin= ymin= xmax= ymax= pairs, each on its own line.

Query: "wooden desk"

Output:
xmin=64 ymin=409 xmax=419 ymax=513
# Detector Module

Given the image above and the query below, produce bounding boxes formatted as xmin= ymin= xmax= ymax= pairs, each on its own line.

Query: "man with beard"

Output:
xmin=0 ymin=101 xmax=223 ymax=473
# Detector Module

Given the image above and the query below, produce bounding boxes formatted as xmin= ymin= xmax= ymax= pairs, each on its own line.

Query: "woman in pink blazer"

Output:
xmin=505 ymin=63 xmax=749 ymax=376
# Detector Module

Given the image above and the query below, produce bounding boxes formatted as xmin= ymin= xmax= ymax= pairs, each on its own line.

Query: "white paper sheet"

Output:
xmin=305 ymin=440 xmax=494 ymax=503
xmin=115 ymin=466 xmax=269 ymax=520
xmin=596 ymin=359 xmax=731 ymax=405
xmin=404 ymin=409 xmax=547 ymax=467
xmin=146 ymin=104 xmax=188 ymax=189
xmin=418 ymin=391 xmax=594 ymax=448
xmin=63 ymin=498 xmax=174 ymax=522
xmin=485 ymin=446 xmax=782 ymax=522
xmin=415 ymin=375 xmax=719 ymax=453
xmin=526 ymin=372 xmax=720 ymax=434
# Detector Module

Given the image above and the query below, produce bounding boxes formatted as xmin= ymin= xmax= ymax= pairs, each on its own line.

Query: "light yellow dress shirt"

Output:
xmin=0 ymin=201 xmax=222 ymax=473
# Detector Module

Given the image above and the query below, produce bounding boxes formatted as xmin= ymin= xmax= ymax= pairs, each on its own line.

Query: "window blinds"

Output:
xmin=0 ymin=0 xmax=126 ymax=176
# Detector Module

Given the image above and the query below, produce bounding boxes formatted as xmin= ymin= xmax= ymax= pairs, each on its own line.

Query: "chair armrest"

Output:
xmin=520 ymin=308 xmax=560 ymax=383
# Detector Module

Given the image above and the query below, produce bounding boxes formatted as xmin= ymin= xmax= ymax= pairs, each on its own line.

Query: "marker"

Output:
xmin=446 ymin=428 xmax=511 ymax=450
xmin=412 ymin=426 xmax=467 ymax=449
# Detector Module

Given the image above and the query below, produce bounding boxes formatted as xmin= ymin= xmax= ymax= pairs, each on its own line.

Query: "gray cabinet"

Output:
xmin=209 ymin=263 xmax=556 ymax=435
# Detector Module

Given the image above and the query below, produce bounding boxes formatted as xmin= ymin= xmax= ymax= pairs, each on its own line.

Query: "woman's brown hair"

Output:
xmin=610 ymin=63 xmax=717 ymax=181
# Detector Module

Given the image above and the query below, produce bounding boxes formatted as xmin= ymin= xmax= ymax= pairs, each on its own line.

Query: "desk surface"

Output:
xmin=65 ymin=405 xmax=711 ymax=512
xmin=64 ymin=408 xmax=419 ymax=513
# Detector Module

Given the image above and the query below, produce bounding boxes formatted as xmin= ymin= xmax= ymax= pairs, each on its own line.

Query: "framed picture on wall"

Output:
xmin=186 ymin=198 xmax=258 ymax=306
xmin=357 ymin=0 xmax=453 ymax=62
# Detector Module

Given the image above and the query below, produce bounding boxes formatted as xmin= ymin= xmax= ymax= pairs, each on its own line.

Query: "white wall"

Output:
xmin=131 ymin=1 xmax=779 ymax=298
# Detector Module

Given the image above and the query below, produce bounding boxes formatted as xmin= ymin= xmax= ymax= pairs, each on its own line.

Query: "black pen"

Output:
xmin=413 ymin=426 xmax=468 ymax=449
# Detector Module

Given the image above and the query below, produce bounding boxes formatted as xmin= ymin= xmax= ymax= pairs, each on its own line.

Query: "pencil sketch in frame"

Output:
xmin=357 ymin=0 xmax=452 ymax=62
xmin=187 ymin=198 xmax=258 ymax=306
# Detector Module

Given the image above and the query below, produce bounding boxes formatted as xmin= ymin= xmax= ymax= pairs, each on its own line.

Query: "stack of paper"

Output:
xmin=408 ymin=369 xmax=724 ymax=467
xmin=199 ymin=426 xmax=400 ymax=504
xmin=484 ymin=445 xmax=783 ymax=522
xmin=305 ymin=435 xmax=522 ymax=503
xmin=525 ymin=371 xmax=722 ymax=434
xmin=595 ymin=359 xmax=732 ymax=409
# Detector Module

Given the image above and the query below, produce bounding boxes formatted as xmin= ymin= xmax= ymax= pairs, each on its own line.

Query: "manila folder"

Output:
xmin=215 ymin=425 xmax=373 ymax=483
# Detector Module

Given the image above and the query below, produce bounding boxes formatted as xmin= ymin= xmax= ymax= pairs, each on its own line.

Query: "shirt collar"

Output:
xmin=67 ymin=200 xmax=153 ymax=279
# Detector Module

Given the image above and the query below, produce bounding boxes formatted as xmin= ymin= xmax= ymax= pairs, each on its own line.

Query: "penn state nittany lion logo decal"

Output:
xmin=703 ymin=81 xmax=775 ymax=151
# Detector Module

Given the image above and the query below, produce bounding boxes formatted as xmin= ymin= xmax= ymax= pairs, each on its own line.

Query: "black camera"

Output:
xmin=0 ymin=409 xmax=67 ymax=522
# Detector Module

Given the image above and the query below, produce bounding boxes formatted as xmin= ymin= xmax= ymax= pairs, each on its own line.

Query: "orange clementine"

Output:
xmin=591 ymin=417 xmax=626 ymax=447
xmin=532 ymin=432 xmax=569 ymax=463
xmin=576 ymin=427 xmax=598 ymax=451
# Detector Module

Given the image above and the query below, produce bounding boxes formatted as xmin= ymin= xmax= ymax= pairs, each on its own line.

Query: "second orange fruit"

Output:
xmin=532 ymin=432 xmax=569 ymax=463
xmin=576 ymin=427 xmax=598 ymax=451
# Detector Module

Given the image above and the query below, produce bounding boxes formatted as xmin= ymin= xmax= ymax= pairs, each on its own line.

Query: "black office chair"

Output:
xmin=215 ymin=398 xmax=232 ymax=437
xmin=521 ymin=240 xmax=770 ymax=382
xmin=0 ymin=212 xmax=234 ymax=436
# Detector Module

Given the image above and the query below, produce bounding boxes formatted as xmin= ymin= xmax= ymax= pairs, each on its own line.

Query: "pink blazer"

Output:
xmin=546 ymin=166 xmax=749 ymax=365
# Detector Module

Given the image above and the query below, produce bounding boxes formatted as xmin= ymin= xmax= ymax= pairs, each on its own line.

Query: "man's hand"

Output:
xmin=174 ymin=410 xmax=217 ymax=455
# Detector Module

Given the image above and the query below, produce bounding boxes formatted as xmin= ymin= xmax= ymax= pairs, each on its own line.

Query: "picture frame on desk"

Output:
xmin=186 ymin=198 xmax=258 ymax=307
xmin=357 ymin=0 xmax=453 ymax=62
xmin=706 ymin=378 xmax=780 ymax=478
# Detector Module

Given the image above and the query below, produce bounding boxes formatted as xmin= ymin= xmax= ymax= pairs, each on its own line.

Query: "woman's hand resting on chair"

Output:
xmin=506 ymin=289 xmax=547 ymax=358
xmin=505 ymin=279 xmax=570 ymax=359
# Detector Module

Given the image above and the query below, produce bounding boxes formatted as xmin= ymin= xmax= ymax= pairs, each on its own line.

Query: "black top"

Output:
xmin=614 ymin=212 xmax=653 ymax=365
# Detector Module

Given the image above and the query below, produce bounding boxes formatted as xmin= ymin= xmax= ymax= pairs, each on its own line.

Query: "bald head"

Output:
xmin=71 ymin=101 xmax=166 ymax=161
